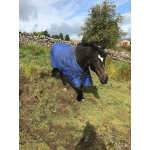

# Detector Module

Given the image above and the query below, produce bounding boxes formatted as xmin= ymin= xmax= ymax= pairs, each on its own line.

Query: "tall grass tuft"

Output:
xmin=105 ymin=56 xmax=119 ymax=79
xmin=19 ymin=43 xmax=47 ymax=55
xmin=116 ymin=60 xmax=131 ymax=81
xmin=25 ymin=62 xmax=41 ymax=79
xmin=105 ymin=56 xmax=131 ymax=81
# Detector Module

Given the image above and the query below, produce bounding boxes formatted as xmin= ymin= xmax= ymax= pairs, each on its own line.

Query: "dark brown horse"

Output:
xmin=50 ymin=42 xmax=108 ymax=101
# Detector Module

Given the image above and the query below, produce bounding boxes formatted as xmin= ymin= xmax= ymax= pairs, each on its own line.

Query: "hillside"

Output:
xmin=19 ymin=43 xmax=131 ymax=150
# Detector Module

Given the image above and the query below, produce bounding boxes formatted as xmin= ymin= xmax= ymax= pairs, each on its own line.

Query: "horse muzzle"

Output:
xmin=99 ymin=75 xmax=108 ymax=84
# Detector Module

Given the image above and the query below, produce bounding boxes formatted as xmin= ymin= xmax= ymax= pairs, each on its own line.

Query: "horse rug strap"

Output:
xmin=50 ymin=42 xmax=93 ymax=88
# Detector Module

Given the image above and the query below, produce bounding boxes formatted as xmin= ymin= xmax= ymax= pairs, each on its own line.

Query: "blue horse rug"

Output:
xmin=50 ymin=42 xmax=93 ymax=88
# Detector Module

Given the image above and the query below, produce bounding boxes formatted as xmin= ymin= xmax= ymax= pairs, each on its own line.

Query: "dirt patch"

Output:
xmin=19 ymin=118 xmax=29 ymax=132
xmin=20 ymin=120 xmax=78 ymax=149
xmin=19 ymin=76 xmax=30 ymax=86
xmin=19 ymin=76 xmax=30 ymax=97
xmin=56 ymin=93 xmax=75 ymax=106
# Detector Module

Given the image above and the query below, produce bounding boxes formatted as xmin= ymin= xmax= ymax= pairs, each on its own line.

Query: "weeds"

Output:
xmin=105 ymin=56 xmax=120 ymax=79
xmin=20 ymin=43 xmax=47 ymax=55
xmin=105 ymin=56 xmax=131 ymax=81
xmin=25 ymin=62 xmax=41 ymax=79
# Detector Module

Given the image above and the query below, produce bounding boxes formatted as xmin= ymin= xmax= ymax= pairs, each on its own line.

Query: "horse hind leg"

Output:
xmin=59 ymin=71 xmax=67 ymax=91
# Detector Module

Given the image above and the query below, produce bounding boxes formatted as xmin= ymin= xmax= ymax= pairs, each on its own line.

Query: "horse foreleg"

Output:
xmin=76 ymin=87 xmax=85 ymax=102
xmin=59 ymin=71 xmax=67 ymax=91
xmin=51 ymin=68 xmax=59 ymax=77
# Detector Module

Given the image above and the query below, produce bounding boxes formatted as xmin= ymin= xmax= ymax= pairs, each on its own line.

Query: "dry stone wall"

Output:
xmin=105 ymin=49 xmax=131 ymax=65
xmin=19 ymin=31 xmax=77 ymax=47
xmin=19 ymin=31 xmax=131 ymax=65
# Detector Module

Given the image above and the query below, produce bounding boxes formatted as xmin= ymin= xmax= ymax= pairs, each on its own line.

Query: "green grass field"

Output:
xmin=19 ymin=43 xmax=131 ymax=150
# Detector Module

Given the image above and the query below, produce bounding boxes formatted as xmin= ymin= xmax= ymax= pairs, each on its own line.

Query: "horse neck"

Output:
xmin=75 ymin=46 xmax=91 ymax=72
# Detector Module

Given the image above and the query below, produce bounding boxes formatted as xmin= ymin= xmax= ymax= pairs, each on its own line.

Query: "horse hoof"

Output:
xmin=63 ymin=87 xmax=67 ymax=91
xmin=77 ymin=98 xmax=85 ymax=102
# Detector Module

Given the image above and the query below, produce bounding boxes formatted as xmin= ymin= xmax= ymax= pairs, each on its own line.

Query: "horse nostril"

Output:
xmin=104 ymin=79 xmax=108 ymax=84
xmin=100 ymin=77 xmax=108 ymax=84
xmin=103 ymin=80 xmax=107 ymax=84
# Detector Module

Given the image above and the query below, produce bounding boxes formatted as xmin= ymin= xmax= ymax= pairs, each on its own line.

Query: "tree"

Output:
xmin=52 ymin=35 xmax=59 ymax=39
xmin=81 ymin=36 xmax=88 ymax=42
xmin=80 ymin=0 xmax=126 ymax=48
xmin=33 ymin=32 xmax=38 ymax=36
xmin=33 ymin=30 xmax=50 ymax=37
xmin=43 ymin=30 xmax=50 ymax=37
xmin=59 ymin=33 xmax=64 ymax=40
xmin=65 ymin=34 xmax=70 ymax=41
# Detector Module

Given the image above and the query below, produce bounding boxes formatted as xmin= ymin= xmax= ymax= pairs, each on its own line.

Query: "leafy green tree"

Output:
xmin=65 ymin=34 xmax=70 ymax=41
xmin=80 ymin=0 xmax=126 ymax=48
xmin=81 ymin=36 xmax=88 ymax=42
xmin=43 ymin=30 xmax=50 ymax=37
xmin=33 ymin=32 xmax=38 ymax=36
xmin=33 ymin=30 xmax=50 ymax=37
xmin=59 ymin=33 xmax=64 ymax=40
xmin=36 ymin=31 xmax=44 ymax=36
xmin=52 ymin=35 xmax=59 ymax=39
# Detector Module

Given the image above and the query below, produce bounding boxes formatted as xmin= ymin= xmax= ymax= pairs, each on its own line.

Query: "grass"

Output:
xmin=105 ymin=56 xmax=131 ymax=81
xmin=19 ymin=43 xmax=131 ymax=150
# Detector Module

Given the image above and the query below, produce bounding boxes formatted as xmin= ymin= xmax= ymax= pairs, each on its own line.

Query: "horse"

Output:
xmin=50 ymin=42 xmax=108 ymax=102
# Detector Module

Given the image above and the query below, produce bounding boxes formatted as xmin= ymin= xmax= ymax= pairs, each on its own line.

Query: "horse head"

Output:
xmin=90 ymin=44 xmax=108 ymax=84
xmin=76 ymin=42 xmax=108 ymax=84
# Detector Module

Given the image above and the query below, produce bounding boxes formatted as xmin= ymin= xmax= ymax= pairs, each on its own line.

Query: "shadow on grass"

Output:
xmin=82 ymin=86 xmax=100 ymax=99
xmin=54 ymin=75 xmax=100 ymax=100
xmin=74 ymin=122 xmax=106 ymax=150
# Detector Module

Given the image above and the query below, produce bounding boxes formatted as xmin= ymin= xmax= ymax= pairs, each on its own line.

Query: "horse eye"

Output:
xmin=94 ymin=58 xmax=97 ymax=62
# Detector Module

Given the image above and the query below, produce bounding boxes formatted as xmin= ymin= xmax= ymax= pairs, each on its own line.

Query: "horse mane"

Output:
xmin=77 ymin=42 xmax=107 ymax=58
xmin=77 ymin=42 xmax=93 ymax=47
